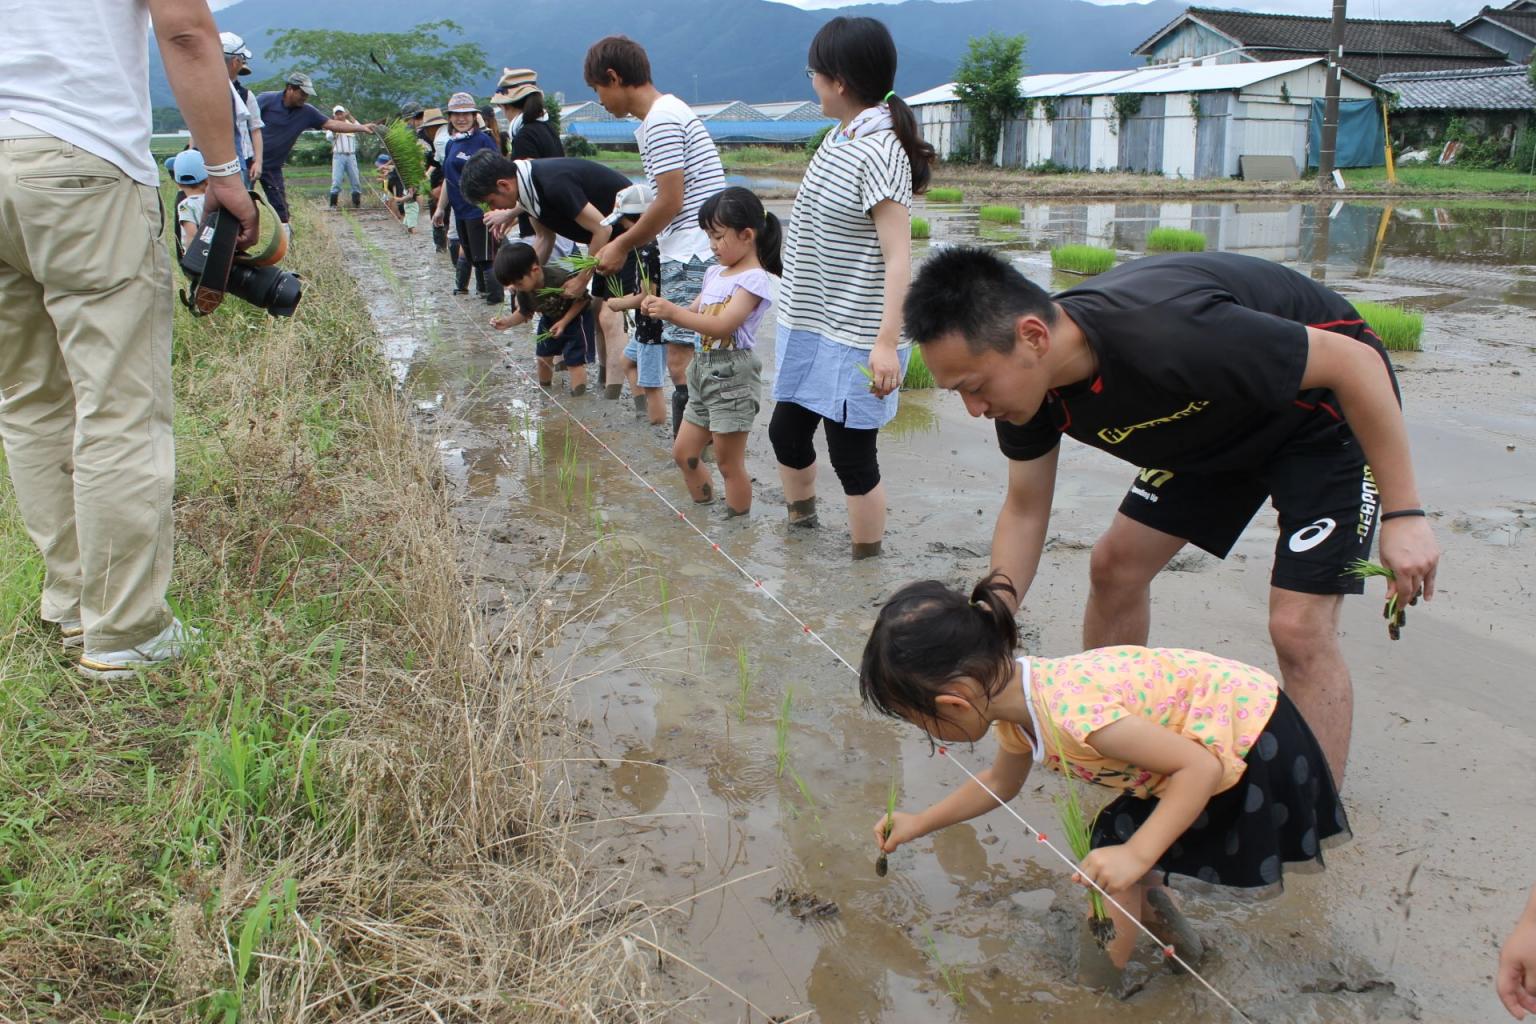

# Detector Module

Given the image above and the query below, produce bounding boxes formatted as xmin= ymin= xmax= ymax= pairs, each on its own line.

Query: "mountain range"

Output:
xmin=156 ymin=0 xmax=1187 ymax=107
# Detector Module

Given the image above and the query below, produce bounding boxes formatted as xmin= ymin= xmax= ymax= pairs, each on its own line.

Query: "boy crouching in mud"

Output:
xmin=492 ymin=242 xmax=596 ymax=395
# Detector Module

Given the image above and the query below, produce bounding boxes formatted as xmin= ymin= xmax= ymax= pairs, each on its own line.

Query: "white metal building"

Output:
xmin=908 ymin=58 xmax=1381 ymax=178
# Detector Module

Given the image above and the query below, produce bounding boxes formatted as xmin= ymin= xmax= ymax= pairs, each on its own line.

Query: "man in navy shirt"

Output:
xmin=903 ymin=247 xmax=1442 ymax=791
xmin=256 ymin=72 xmax=373 ymax=226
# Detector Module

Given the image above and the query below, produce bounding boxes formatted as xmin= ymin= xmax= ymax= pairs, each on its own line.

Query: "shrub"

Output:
xmin=1354 ymin=300 xmax=1424 ymax=352
xmin=1051 ymin=245 xmax=1116 ymax=275
xmin=1147 ymin=227 xmax=1206 ymax=252
xmin=911 ymin=217 xmax=931 ymax=239
xmin=563 ymin=133 xmax=597 ymax=158
xmin=927 ymin=187 xmax=964 ymax=202
xmin=805 ymin=125 xmax=833 ymax=156
xmin=979 ymin=204 xmax=1021 ymax=224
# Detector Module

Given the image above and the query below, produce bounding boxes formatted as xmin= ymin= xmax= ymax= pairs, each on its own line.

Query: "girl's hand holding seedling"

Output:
xmin=490 ymin=314 xmax=518 ymax=331
xmin=640 ymin=294 xmax=680 ymax=322
xmin=1075 ymin=844 xmax=1154 ymax=896
xmin=872 ymin=811 xmax=924 ymax=853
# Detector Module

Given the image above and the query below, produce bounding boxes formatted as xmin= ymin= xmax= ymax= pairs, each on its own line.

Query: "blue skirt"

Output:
xmin=772 ymin=326 xmax=910 ymax=430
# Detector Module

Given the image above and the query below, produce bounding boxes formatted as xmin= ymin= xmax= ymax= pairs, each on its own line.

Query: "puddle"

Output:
xmin=333 ymin=198 xmax=1536 ymax=1023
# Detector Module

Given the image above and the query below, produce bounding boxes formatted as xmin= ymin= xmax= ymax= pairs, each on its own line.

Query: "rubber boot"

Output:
xmin=328 ymin=191 xmax=338 ymax=208
xmin=671 ymin=385 xmax=689 ymax=437
xmin=851 ymin=540 xmax=884 ymax=560
xmin=473 ymin=264 xmax=487 ymax=296
xmin=351 ymin=191 xmax=361 ymax=208
xmin=481 ymin=264 xmax=503 ymax=304
xmin=786 ymin=497 xmax=818 ymax=529
xmin=449 ymin=238 xmax=462 ymax=265
xmin=432 ymin=223 xmax=447 ymax=252
xmin=453 ymin=259 xmax=470 ymax=295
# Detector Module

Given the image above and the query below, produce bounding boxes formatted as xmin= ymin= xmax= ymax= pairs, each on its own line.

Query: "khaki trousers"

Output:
xmin=0 ymin=135 xmax=175 ymax=652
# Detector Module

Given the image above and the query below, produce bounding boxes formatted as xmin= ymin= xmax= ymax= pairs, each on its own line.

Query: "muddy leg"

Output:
xmin=712 ymin=430 xmax=752 ymax=514
xmin=673 ymin=421 xmax=715 ymax=504
xmin=536 ymin=355 xmax=555 ymax=388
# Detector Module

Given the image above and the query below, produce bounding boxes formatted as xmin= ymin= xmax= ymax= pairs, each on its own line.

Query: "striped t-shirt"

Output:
xmin=635 ymin=94 xmax=725 ymax=264
xmin=779 ymin=128 xmax=912 ymax=349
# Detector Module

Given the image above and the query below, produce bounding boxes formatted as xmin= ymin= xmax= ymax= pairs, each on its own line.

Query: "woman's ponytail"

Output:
xmin=758 ymin=212 xmax=783 ymax=276
xmin=886 ymin=94 xmax=935 ymax=194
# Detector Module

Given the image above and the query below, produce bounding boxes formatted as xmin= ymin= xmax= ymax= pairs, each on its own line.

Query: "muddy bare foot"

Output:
xmin=787 ymin=497 xmax=818 ymax=528
xmin=1145 ymin=887 xmax=1204 ymax=972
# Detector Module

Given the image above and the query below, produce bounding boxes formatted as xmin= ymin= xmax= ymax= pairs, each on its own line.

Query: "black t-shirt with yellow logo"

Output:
xmin=995 ymin=252 xmax=1396 ymax=473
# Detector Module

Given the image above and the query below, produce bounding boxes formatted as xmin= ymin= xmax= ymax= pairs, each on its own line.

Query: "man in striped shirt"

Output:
xmin=584 ymin=35 xmax=726 ymax=432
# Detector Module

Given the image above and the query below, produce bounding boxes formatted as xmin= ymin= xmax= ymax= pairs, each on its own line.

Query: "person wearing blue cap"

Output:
xmin=172 ymin=150 xmax=209 ymax=248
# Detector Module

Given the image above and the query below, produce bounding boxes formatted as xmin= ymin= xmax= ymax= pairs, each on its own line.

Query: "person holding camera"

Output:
xmin=1 ymin=0 xmax=256 ymax=677
xmin=256 ymin=72 xmax=373 ymax=230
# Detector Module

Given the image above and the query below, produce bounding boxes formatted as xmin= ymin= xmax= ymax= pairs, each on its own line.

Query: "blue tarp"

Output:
xmin=567 ymin=118 xmax=834 ymax=146
xmin=1308 ymin=98 xmax=1385 ymax=169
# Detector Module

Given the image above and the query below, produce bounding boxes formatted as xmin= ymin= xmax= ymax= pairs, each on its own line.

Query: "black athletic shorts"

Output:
xmin=1118 ymin=434 xmax=1379 ymax=596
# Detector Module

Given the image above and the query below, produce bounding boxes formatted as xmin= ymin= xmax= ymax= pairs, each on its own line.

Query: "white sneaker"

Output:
xmin=77 ymin=620 xmax=202 ymax=680
xmin=55 ymin=617 xmax=85 ymax=650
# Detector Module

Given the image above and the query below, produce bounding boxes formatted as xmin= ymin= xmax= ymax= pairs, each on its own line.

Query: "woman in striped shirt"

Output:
xmin=769 ymin=16 xmax=935 ymax=559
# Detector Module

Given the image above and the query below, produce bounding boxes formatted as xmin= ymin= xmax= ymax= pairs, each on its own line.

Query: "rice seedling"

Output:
xmin=927 ymin=187 xmax=964 ymax=202
xmin=923 ymin=930 xmax=966 ymax=1007
xmin=911 ymin=217 xmax=931 ymax=240
xmin=657 ymin=575 xmax=671 ymax=627
xmin=1055 ymin=785 xmax=1115 ymax=948
xmin=775 ymin=687 xmax=794 ymax=778
xmin=1051 ymin=245 xmax=1117 ymax=275
xmin=875 ymin=772 xmax=899 ymax=877
xmin=903 ymin=345 xmax=935 ymax=390
xmin=735 ymin=645 xmax=752 ymax=722
xmin=979 ymin=204 xmax=1021 ymax=225
xmin=376 ymin=120 xmax=429 ymax=194
xmin=1147 ymin=227 xmax=1207 ymax=252
xmin=1345 ymin=558 xmax=1408 ymax=639
xmin=556 ymin=253 xmax=601 ymax=273
xmin=1354 ymin=300 xmax=1424 ymax=352
xmin=788 ymin=766 xmax=821 ymax=825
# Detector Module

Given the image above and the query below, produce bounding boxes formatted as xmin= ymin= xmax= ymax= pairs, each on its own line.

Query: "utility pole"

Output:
xmin=1317 ymin=0 xmax=1347 ymax=191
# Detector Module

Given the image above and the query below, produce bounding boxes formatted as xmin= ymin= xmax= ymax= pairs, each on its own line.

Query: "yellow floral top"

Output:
xmin=993 ymin=646 xmax=1279 ymax=799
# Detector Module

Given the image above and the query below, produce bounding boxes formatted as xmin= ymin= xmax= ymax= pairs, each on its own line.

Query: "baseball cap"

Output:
xmin=333 ymin=104 xmax=347 ymax=114
xmin=285 ymin=72 xmax=316 ymax=97
xmin=601 ymin=183 xmax=654 ymax=226
xmin=399 ymin=101 xmax=425 ymax=119
xmin=172 ymin=150 xmax=207 ymax=185
xmin=219 ymin=32 xmax=253 ymax=74
xmin=375 ymin=153 xmax=392 ymax=166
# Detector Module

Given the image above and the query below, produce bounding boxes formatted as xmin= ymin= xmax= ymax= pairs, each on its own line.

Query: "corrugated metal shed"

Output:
xmin=753 ymin=100 xmax=827 ymax=121
xmin=692 ymin=101 xmax=770 ymax=121
xmin=1378 ymin=65 xmax=1536 ymax=109
xmin=567 ymin=118 xmax=832 ymax=145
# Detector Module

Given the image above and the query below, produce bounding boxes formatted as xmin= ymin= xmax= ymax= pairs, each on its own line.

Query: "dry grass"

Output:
xmin=0 ymin=200 xmax=659 ymax=1021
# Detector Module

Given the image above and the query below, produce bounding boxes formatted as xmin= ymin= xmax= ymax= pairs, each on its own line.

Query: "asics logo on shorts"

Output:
xmin=1288 ymin=518 xmax=1337 ymax=553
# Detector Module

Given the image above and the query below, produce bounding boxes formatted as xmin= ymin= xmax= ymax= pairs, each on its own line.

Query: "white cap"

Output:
xmin=601 ymin=182 xmax=655 ymax=226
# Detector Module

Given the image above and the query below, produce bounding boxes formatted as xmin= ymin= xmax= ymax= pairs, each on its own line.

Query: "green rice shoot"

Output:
xmin=979 ymin=204 xmax=1021 ymax=225
xmin=1147 ymin=227 xmax=1207 ymax=252
xmin=926 ymin=187 xmax=964 ymax=203
xmin=1039 ymin=712 xmax=1114 ymax=946
xmin=377 ymin=120 xmax=429 ymax=194
xmin=775 ymin=687 xmax=793 ymax=778
xmin=903 ymin=346 xmax=935 ymax=390
xmin=735 ymin=645 xmax=751 ymax=722
xmin=923 ymin=930 xmax=966 ymax=1007
xmin=1051 ymin=245 xmax=1117 ymax=275
xmin=1354 ymin=300 xmax=1424 ymax=352
xmin=1345 ymin=558 xmax=1406 ymax=639
xmin=556 ymin=254 xmax=602 ymax=273
xmin=911 ymin=217 xmax=931 ymax=240
xmin=876 ymin=771 xmax=899 ymax=876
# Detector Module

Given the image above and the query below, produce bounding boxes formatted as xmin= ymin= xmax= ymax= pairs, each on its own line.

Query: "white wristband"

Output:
xmin=204 ymin=158 xmax=243 ymax=178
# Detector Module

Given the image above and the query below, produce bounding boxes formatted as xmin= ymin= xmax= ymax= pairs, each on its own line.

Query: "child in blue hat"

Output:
xmin=171 ymin=150 xmax=208 ymax=249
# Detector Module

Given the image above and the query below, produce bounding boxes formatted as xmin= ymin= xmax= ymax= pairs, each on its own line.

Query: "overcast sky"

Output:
xmin=768 ymin=0 xmax=1493 ymax=22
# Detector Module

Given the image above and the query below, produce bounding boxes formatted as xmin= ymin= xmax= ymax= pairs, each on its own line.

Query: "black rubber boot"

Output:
xmin=432 ymin=224 xmax=447 ymax=252
xmin=328 ymin=191 xmax=338 ymax=208
xmin=473 ymin=264 xmax=487 ymax=295
xmin=449 ymin=239 xmax=462 ymax=265
xmin=671 ymin=385 xmax=689 ymax=437
xmin=453 ymin=259 xmax=470 ymax=295
xmin=483 ymin=266 xmax=504 ymax=305
xmin=351 ymin=191 xmax=361 ymax=208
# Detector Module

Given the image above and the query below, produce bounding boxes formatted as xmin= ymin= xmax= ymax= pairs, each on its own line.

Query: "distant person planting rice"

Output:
xmin=901 ymin=246 xmax=1443 ymax=788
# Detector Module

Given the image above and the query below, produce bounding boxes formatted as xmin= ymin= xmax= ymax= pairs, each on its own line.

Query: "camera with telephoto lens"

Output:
xmin=179 ymin=192 xmax=303 ymax=317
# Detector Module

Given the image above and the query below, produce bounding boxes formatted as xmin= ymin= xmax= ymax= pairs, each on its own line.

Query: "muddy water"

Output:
xmin=334 ymin=196 xmax=1536 ymax=1023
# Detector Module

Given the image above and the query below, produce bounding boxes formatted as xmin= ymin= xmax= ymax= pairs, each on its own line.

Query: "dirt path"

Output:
xmin=334 ymin=198 xmax=1535 ymax=1023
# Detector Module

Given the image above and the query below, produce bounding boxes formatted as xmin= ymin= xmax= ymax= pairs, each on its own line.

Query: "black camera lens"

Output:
xmin=226 ymin=264 xmax=304 ymax=317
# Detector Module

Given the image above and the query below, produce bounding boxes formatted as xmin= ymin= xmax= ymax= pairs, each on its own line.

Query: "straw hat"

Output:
xmin=418 ymin=107 xmax=447 ymax=129
xmin=493 ymin=67 xmax=540 ymax=106
xmin=445 ymin=92 xmax=479 ymax=114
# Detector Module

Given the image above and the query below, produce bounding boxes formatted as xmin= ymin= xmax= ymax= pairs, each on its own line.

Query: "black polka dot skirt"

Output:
xmin=1088 ymin=690 xmax=1351 ymax=892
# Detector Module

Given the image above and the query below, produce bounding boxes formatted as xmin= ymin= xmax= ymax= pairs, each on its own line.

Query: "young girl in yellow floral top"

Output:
xmin=859 ymin=573 xmax=1350 ymax=972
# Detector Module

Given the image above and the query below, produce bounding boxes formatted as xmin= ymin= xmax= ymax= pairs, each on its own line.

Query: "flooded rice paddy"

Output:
xmin=335 ymin=193 xmax=1536 ymax=1023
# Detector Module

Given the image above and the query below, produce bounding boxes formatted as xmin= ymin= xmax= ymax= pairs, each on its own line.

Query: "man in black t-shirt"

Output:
xmin=904 ymin=247 xmax=1442 ymax=789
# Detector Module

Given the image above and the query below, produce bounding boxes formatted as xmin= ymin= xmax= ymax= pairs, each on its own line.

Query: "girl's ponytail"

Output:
xmin=886 ymin=94 xmax=935 ymax=194
xmin=969 ymin=572 xmax=1019 ymax=651
xmin=757 ymin=212 xmax=783 ymax=277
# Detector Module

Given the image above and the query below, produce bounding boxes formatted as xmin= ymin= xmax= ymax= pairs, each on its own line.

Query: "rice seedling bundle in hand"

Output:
xmin=911 ymin=217 xmax=931 ymax=240
xmin=1345 ymin=558 xmax=1409 ymax=639
xmin=1354 ymin=300 xmax=1424 ymax=352
xmin=1147 ymin=227 xmax=1207 ymax=252
xmin=1051 ymin=245 xmax=1117 ymax=275
xmin=979 ymin=204 xmax=1022 ymax=225
xmin=1054 ymin=786 xmax=1115 ymax=947
xmin=376 ymin=121 xmax=429 ymax=195
xmin=927 ymin=187 xmax=964 ymax=203
xmin=876 ymin=773 xmax=899 ymax=877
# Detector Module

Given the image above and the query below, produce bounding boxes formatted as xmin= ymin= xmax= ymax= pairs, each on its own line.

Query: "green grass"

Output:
xmin=1354 ymin=300 xmax=1425 ymax=352
xmin=1051 ymin=244 xmax=1117 ymax=275
xmin=903 ymin=345 xmax=935 ymax=390
xmin=911 ymin=217 xmax=931 ymax=240
xmin=926 ymin=187 xmax=964 ymax=203
xmin=1147 ymin=226 xmax=1207 ymax=252
xmin=979 ymin=204 xmax=1021 ymax=224
xmin=1341 ymin=165 xmax=1536 ymax=194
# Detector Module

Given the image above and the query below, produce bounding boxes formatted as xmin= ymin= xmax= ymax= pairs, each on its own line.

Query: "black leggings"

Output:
xmin=768 ymin=400 xmax=881 ymax=496
xmin=455 ymin=212 xmax=491 ymax=264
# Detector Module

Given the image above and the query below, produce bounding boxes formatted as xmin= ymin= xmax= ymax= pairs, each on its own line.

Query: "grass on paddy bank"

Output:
xmin=0 ymin=200 xmax=654 ymax=1021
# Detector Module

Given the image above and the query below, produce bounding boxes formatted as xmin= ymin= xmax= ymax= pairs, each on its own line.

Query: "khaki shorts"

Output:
xmin=684 ymin=349 xmax=761 ymax=434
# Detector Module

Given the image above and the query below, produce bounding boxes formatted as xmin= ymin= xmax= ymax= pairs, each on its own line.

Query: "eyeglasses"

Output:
xmin=804 ymin=66 xmax=818 ymax=80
